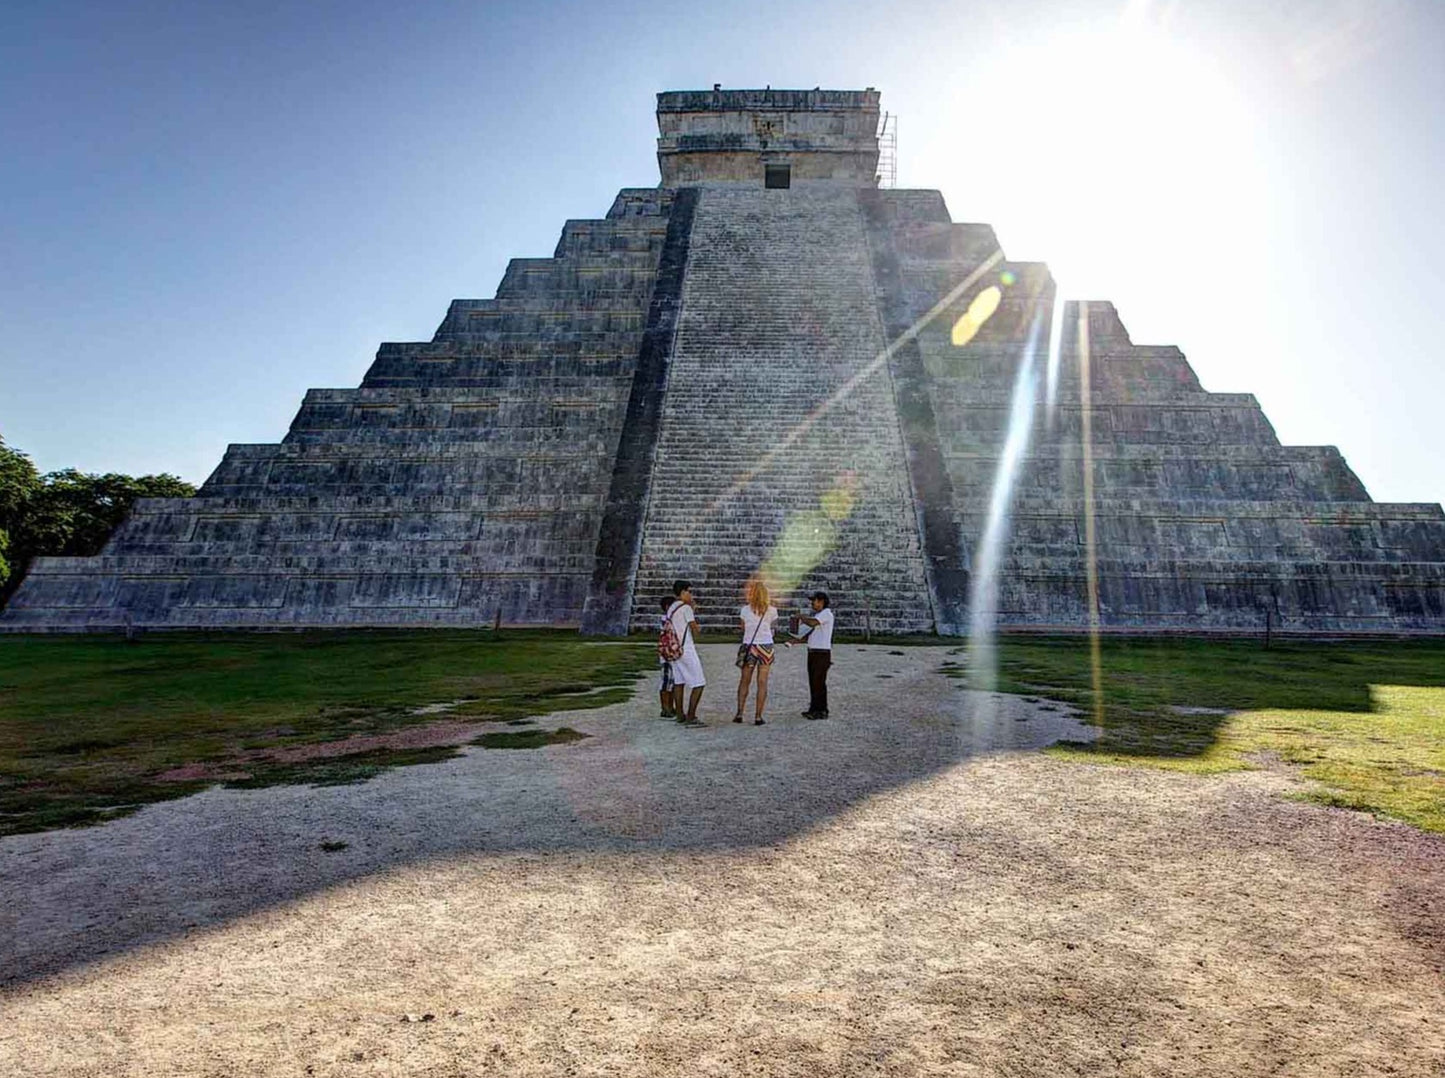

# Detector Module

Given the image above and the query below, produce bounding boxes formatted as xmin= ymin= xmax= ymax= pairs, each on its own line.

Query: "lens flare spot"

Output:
xmin=820 ymin=472 xmax=858 ymax=521
xmin=761 ymin=510 xmax=838 ymax=594
xmin=999 ymin=270 xmax=1016 ymax=286
xmin=951 ymin=286 xmax=1002 ymax=347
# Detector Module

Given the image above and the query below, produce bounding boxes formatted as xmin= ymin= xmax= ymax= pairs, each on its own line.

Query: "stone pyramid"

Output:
xmin=5 ymin=88 xmax=1443 ymax=634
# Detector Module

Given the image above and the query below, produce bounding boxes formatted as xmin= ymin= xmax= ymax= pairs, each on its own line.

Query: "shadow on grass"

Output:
xmin=938 ymin=636 xmax=1445 ymax=835
xmin=954 ymin=636 xmax=1445 ymax=760
xmin=0 ymin=630 xmax=651 ymax=838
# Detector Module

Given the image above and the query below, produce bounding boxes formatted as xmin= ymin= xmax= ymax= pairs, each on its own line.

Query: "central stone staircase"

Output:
xmin=630 ymin=185 xmax=934 ymax=632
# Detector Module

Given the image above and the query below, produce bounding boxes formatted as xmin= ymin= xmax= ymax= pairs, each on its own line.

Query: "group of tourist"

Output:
xmin=657 ymin=578 xmax=835 ymax=726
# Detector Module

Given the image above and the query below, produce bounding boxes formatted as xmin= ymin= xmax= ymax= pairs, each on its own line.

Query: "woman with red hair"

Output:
xmin=734 ymin=577 xmax=778 ymax=725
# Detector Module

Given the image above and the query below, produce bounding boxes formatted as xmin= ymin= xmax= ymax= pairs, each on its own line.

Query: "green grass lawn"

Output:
xmin=953 ymin=636 xmax=1445 ymax=833
xmin=4 ymin=630 xmax=1442 ymax=839
xmin=0 ymin=631 xmax=654 ymax=836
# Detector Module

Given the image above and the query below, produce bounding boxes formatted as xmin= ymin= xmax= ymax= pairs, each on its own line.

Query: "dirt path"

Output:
xmin=1 ymin=644 xmax=1441 ymax=1076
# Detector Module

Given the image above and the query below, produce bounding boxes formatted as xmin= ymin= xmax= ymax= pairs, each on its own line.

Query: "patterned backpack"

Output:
xmin=658 ymin=601 xmax=686 ymax=662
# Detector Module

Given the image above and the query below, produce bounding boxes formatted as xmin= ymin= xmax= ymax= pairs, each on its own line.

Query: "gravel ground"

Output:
xmin=1 ymin=643 xmax=1441 ymax=1076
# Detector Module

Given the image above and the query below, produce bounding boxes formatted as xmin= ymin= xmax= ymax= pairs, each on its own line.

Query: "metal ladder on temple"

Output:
xmin=876 ymin=112 xmax=897 ymax=188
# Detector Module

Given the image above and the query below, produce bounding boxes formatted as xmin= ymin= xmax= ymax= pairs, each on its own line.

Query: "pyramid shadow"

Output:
xmin=6 ymin=635 xmax=1444 ymax=989
xmin=0 ymin=644 xmax=1092 ymax=987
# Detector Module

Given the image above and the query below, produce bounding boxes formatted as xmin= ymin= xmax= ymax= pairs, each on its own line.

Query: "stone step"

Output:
xmin=2 ymin=567 xmax=597 ymax=629
xmin=118 ymin=493 xmax=605 ymax=514
xmin=950 ymin=497 xmax=1444 ymax=520
xmin=282 ymin=429 xmax=623 ymax=447
xmin=24 ymin=549 xmax=600 ymax=572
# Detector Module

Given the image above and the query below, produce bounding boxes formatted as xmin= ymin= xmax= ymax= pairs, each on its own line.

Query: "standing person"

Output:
xmin=799 ymin=591 xmax=834 ymax=720
xmin=666 ymin=579 xmax=706 ymax=725
xmin=657 ymin=595 xmax=677 ymax=717
xmin=734 ymin=577 xmax=778 ymax=726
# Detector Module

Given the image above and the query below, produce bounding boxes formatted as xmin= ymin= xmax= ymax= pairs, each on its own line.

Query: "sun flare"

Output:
xmin=954 ymin=20 xmax=1267 ymax=304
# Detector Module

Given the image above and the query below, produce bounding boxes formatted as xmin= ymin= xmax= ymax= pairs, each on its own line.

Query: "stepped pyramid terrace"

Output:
xmin=4 ymin=87 xmax=1445 ymax=635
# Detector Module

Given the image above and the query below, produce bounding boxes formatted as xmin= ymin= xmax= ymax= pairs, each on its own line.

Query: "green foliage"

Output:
xmin=0 ymin=436 xmax=39 ymax=518
xmin=473 ymin=727 xmax=590 ymax=750
xmin=0 ymin=433 xmax=194 ymax=604
xmin=223 ymin=745 xmax=469 ymax=789
xmin=0 ymin=630 xmax=653 ymax=835
xmin=0 ymin=436 xmax=40 ymax=592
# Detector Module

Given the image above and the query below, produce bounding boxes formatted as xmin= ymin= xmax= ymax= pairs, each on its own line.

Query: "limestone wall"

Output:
xmin=656 ymin=88 xmax=880 ymax=187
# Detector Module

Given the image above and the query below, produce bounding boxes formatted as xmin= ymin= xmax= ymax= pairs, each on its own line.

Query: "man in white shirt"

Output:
xmin=666 ymin=579 xmax=706 ymax=725
xmin=798 ymin=591 xmax=834 ymax=720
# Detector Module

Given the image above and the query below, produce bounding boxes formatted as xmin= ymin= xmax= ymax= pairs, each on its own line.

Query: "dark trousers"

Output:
xmin=807 ymin=649 xmax=831 ymax=714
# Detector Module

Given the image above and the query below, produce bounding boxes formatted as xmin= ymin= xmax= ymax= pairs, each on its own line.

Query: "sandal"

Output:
xmin=753 ymin=717 xmax=766 ymax=725
xmin=732 ymin=714 xmax=744 ymax=723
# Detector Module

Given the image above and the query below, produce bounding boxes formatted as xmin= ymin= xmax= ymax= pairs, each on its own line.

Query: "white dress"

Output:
xmin=668 ymin=602 xmax=706 ymax=687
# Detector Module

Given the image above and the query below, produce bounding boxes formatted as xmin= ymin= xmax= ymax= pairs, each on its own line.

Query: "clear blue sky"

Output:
xmin=3 ymin=0 xmax=1442 ymax=506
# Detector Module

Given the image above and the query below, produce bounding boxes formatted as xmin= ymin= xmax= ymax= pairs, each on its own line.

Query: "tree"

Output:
xmin=0 ymin=436 xmax=195 ymax=605
xmin=0 ymin=437 xmax=41 ymax=592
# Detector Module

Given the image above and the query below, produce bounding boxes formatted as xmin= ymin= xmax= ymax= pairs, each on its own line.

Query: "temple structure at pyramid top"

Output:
xmin=4 ymin=87 xmax=1444 ymax=635
xmin=655 ymin=87 xmax=882 ymax=186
